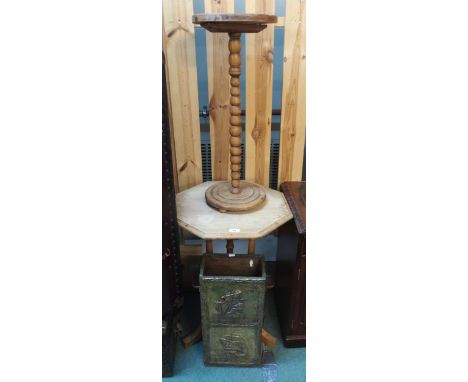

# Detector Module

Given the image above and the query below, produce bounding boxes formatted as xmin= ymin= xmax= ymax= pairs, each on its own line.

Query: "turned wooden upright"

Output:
xmin=193 ymin=14 xmax=277 ymax=213
xmin=228 ymin=33 xmax=242 ymax=194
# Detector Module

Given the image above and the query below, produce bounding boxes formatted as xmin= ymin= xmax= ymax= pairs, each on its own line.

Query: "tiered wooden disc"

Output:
xmin=205 ymin=181 xmax=266 ymax=213
xmin=193 ymin=14 xmax=277 ymax=213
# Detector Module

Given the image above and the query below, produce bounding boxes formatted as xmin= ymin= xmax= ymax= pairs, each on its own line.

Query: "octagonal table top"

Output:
xmin=175 ymin=181 xmax=293 ymax=240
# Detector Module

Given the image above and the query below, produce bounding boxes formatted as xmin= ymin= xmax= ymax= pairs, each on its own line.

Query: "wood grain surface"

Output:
xmin=204 ymin=0 xmax=234 ymax=181
xmin=176 ymin=181 xmax=293 ymax=239
xmin=278 ymin=0 xmax=306 ymax=187
xmin=163 ymin=0 xmax=203 ymax=191
xmin=193 ymin=13 xmax=277 ymax=33
xmin=245 ymin=0 xmax=276 ymax=188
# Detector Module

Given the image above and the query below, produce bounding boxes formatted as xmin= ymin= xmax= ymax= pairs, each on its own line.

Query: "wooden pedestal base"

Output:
xmin=205 ymin=180 xmax=266 ymax=212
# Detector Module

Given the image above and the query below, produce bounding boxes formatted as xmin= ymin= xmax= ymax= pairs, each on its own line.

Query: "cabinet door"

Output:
xmin=291 ymin=244 xmax=306 ymax=335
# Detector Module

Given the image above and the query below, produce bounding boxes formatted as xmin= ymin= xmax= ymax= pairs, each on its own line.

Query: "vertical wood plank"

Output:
xmin=278 ymin=0 xmax=306 ymax=187
xmin=245 ymin=0 xmax=276 ymax=188
xmin=205 ymin=0 xmax=235 ymax=181
xmin=162 ymin=0 xmax=203 ymax=191
xmin=162 ymin=23 xmax=179 ymax=193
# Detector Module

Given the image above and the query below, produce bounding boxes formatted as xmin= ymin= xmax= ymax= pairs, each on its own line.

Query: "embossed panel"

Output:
xmin=199 ymin=254 xmax=266 ymax=366
xmin=205 ymin=326 xmax=261 ymax=366
xmin=204 ymin=281 xmax=264 ymax=324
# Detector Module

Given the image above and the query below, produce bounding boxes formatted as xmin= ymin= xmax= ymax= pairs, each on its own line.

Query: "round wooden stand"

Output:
xmin=205 ymin=180 xmax=266 ymax=213
xmin=193 ymin=14 xmax=277 ymax=213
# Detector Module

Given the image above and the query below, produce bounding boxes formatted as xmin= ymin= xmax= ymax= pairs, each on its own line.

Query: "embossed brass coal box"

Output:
xmin=199 ymin=254 xmax=266 ymax=366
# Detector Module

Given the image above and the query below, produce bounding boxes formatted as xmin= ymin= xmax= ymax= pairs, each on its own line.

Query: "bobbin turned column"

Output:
xmin=193 ymin=13 xmax=277 ymax=213
xmin=228 ymin=33 xmax=242 ymax=194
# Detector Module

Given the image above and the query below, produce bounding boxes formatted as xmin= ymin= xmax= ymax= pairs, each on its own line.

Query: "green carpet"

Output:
xmin=163 ymin=291 xmax=306 ymax=381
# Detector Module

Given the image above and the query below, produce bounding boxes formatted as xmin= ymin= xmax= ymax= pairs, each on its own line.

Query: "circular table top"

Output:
xmin=193 ymin=13 xmax=278 ymax=33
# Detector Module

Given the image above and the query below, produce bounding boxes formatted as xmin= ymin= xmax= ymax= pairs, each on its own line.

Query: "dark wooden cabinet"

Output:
xmin=162 ymin=53 xmax=183 ymax=377
xmin=275 ymin=181 xmax=306 ymax=347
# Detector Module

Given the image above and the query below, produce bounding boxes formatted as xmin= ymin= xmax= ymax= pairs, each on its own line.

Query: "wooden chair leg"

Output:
xmin=182 ymin=324 xmax=202 ymax=349
xmin=226 ymin=239 xmax=234 ymax=254
xmin=206 ymin=239 xmax=213 ymax=254
xmin=248 ymin=239 xmax=255 ymax=256
xmin=261 ymin=328 xmax=277 ymax=348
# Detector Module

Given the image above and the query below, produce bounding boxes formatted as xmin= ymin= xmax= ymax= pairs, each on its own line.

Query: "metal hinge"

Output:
xmin=297 ymin=268 xmax=301 ymax=280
